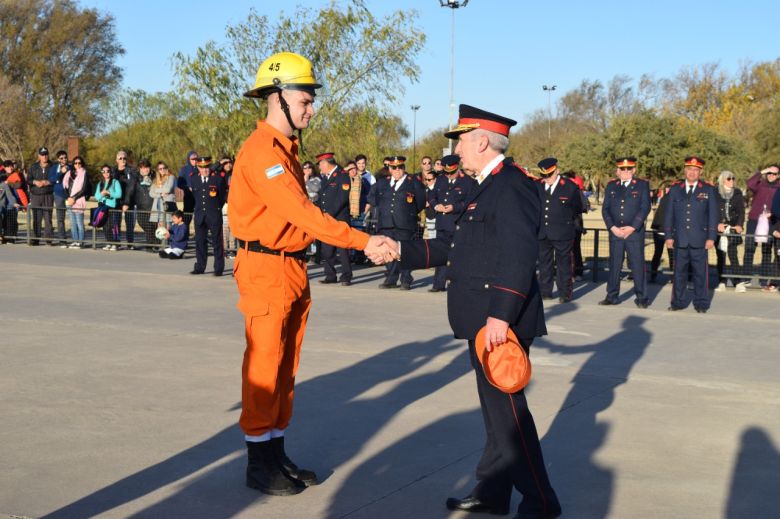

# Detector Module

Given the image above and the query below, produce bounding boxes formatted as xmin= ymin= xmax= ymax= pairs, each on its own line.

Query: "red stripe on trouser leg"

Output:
xmin=508 ymin=393 xmax=549 ymax=516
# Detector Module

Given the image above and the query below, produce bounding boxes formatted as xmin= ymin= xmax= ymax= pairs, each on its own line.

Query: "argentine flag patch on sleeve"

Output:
xmin=265 ymin=164 xmax=284 ymax=179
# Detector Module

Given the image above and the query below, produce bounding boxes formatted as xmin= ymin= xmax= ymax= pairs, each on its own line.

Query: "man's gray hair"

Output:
xmin=473 ymin=129 xmax=509 ymax=153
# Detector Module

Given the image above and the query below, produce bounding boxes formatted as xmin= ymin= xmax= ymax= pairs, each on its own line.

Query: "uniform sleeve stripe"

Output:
xmin=493 ymin=285 xmax=526 ymax=298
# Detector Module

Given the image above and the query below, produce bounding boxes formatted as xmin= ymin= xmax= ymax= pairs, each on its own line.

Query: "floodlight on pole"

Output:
xmin=542 ymin=84 xmax=557 ymax=147
xmin=439 ymin=0 xmax=469 ymax=152
xmin=411 ymin=105 xmax=421 ymax=170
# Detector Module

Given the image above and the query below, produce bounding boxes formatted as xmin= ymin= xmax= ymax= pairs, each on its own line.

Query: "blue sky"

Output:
xmin=82 ymin=0 xmax=779 ymax=140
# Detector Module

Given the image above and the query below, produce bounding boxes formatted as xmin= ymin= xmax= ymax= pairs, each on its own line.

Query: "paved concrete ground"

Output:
xmin=1 ymin=245 xmax=779 ymax=519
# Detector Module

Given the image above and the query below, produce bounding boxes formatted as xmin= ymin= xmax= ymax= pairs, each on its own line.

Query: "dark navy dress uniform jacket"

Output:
xmin=318 ymin=168 xmax=352 ymax=222
xmin=400 ymin=158 xmax=546 ymax=341
xmin=602 ymin=177 xmax=651 ymax=231
xmin=537 ymin=178 xmax=583 ymax=241
xmin=428 ymin=173 xmax=477 ymax=233
xmin=663 ymin=180 xmax=718 ymax=247
xmin=367 ymin=175 xmax=427 ymax=232
xmin=191 ymin=173 xmax=226 ymax=225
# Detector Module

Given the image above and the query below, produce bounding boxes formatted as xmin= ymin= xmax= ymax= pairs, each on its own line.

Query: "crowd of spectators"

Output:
xmin=1 ymin=147 xmax=779 ymax=293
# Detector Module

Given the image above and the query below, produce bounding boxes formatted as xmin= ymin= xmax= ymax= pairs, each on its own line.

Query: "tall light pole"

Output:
xmin=411 ymin=104 xmax=421 ymax=170
xmin=542 ymin=84 xmax=557 ymax=148
xmin=440 ymin=0 xmax=469 ymax=152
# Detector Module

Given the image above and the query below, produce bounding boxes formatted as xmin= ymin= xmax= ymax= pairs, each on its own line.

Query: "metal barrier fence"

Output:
xmin=3 ymin=209 xmax=779 ymax=284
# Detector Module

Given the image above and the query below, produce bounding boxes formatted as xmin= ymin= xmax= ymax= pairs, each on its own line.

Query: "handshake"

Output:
xmin=364 ymin=235 xmax=401 ymax=265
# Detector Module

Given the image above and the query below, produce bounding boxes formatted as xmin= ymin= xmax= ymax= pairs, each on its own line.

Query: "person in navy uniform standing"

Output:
xmin=316 ymin=152 xmax=353 ymax=286
xmin=599 ymin=157 xmax=651 ymax=307
xmin=393 ymin=104 xmax=561 ymax=519
xmin=427 ymin=154 xmax=476 ymax=292
xmin=190 ymin=156 xmax=227 ymax=276
xmin=368 ymin=155 xmax=426 ymax=290
xmin=536 ymin=157 xmax=584 ymax=303
xmin=664 ymin=156 xmax=718 ymax=313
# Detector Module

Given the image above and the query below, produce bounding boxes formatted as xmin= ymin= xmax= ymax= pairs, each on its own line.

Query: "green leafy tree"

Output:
xmin=0 ymin=0 xmax=123 ymax=152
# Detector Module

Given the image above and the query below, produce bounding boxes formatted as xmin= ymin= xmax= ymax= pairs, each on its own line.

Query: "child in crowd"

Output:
xmin=0 ymin=172 xmax=21 ymax=243
xmin=159 ymin=210 xmax=188 ymax=259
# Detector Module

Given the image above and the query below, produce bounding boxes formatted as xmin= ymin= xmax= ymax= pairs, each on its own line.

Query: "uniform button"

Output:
xmin=446 ymin=261 xmax=451 ymax=266
xmin=484 ymin=284 xmax=489 ymax=289
xmin=456 ymin=225 xmax=460 ymax=231
xmin=450 ymin=243 xmax=454 ymax=248
xmin=468 ymin=216 xmax=472 ymax=220
xmin=545 ymin=207 xmax=549 ymax=211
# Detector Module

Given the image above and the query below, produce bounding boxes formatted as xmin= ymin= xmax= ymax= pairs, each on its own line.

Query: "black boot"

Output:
xmin=270 ymin=437 xmax=318 ymax=486
xmin=245 ymin=441 xmax=304 ymax=496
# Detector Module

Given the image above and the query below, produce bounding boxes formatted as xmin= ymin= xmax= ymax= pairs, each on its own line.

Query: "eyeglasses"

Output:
xmin=618 ymin=167 xmax=634 ymax=171
xmin=117 ymin=157 xmax=127 ymax=161
xmin=189 ymin=157 xmax=197 ymax=161
xmin=389 ymin=165 xmax=404 ymax=170
xmin=101 ymin=170 xmax=111 ymax=174
xmin=303 ymin=165 xmax=312 ymax=169
xmin=424 ymin=176 xmax=435 ymax=181
xmin=725 ymin=177 xmax=735 ymax=181
xmin=422 ymin=161 xmax=431 ymax=166
xmin=767 ymin=171 xmax=779 ymax=176
xmin=540 ymin=173 xmax=554 ymax=179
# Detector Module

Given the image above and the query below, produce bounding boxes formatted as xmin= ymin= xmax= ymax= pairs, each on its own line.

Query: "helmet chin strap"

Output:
xmin=277 ymin=89 xmax=305 ymax=153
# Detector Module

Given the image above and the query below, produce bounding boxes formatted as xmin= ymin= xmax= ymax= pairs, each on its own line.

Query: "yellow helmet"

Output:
xmin=244 ymin=51 xmax=323 ymax=99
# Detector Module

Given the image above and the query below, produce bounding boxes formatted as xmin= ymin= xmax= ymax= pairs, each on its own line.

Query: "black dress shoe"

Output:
xmin=399 ymin=283 xmax=412 ymax=290
xmin=190 ymin=270 xmax=204 ymax=275
xmin=428 ymin=287 xmax=444 ymax=293
xmin=598 ymin=298 xmax=617 ymax=306
xmin=445 ymin=496 xmax=508 ymax=515
xmin=541 ymin=294 xmax=554 ymax=301
xmin=340 ymin=280 xmax=352 ymax=286
xmin=378 ymin=282 xmax=398 ymax=289
xmin=158 ymin=250 xmax=167 ymax=259
xmin=667 ymin=305 xmax=684 ymax=311
xmin=635 ymin=299 xmax=649 ymax=309
xmin=213 ymin=271 xmax=224 ymax=277
xmin=319 ymin=278 xmax=337 ymax=284
xmin=558 ymin=297 xmax=571 ymax=303
xmin=694 ymin=306 xmax=708 ymax=313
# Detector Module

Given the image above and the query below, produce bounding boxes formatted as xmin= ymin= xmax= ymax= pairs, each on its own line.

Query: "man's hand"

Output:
xmin=122 ymin=204 xmax=129 ymax=212
xmin=704 ymin=239 xmax=714 ymax=250
xmin=734 ymin=225 xmax=743 ymax=234
xmin=434 ymin=203 xmax=445 ymax=213
xmin=620 ymin=226 xmax=635 ymax=238
xmin=610 ymin=226 xmax=624 ymax=239
xmin=484 ymin=317 xmax=509 ymax=352
xmin=364 ymin=235 xmax=399 ymax=264
xmin=717 ymin=223 xmax=726 ymax=233
xmin=665 ymin=238 xmax=674 ymax=249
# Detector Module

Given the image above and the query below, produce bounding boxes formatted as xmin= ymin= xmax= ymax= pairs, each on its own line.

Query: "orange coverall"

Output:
xmin=229 ymin=120 xmax=369 ymax=436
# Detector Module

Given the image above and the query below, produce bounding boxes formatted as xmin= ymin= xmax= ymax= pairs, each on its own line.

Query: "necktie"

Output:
xmin=391 ymin=180 xmax=396 ymax=190
xmin=546 ymin=185 xmax=551 ymax=194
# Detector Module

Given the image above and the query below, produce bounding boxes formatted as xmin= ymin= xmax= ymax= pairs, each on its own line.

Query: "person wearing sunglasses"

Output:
xmin=714 ymin=171 xmax=745 ymax=291
xmin=599 ymin=157 xmax=651 ymax=308
xmin=741 ymin=164 xmax=780 ymax=291
xmin=367 ymin=155 xmax=426 ymax=289
xmin=536 ymin=157 xmax=585 ymax=303
xmin=112 ymin=150 xmax=138 ymax=249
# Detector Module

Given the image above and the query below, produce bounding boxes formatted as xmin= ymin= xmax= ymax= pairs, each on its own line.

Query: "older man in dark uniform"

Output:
xmin=664 ymin=156 xmax=718 ymax=313
xmin=599 ymin=157 xmax=651 ymax=307
xmin=367 ymin=156 xmax=426 ymax=290
xmin=190 ymin=156 xmax=227 ymax=276
xmin=537 ymin=157 xmax=584 ymax=303
xmin=427 ymin=153 xmax=476 ymax=292
xmin=316 ymin=152 xmax=353 ymax=285
xmin=394 ymin=105 xmax=561 ymax=519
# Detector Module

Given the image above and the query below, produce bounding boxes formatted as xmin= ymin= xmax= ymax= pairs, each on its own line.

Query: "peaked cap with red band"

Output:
xmin=444 ymin=104 xmax=517 ymax=139
xmin=196 ymin=156 xmax=212 ymax=167
xmin=684 ymin=156 xmax=705 ymax=169
xmin=440 ymin=154 xmax=460 ymax=173
xmin=315 ymin=152 xmax=335 ymax=161
xmin=615 ymin=156 xmax=637 ymax=168
xmin=387 ymin=155 xmax=406 ymax=166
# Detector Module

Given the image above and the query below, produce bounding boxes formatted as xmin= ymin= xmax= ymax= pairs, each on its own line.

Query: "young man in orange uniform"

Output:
xmin=229 ymin=51 xmax=394 ymax=496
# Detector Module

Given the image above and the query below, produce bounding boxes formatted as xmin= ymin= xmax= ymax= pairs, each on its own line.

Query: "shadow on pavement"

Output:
xmin=725 ymin=426 xmax=780 ymax=518
xmin=43 ymin=335 xmax=466 ymax=518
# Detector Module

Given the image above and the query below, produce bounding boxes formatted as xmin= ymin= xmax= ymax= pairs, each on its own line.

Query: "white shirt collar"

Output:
xmin=547 ymin=175 xmax=561 ymax=193
xmin=686 ymin=181 xmax=697 ymax=191
xmin=391 ymin=176 xmax=405 ymax=190
xmin=476 ymin=154 xmax=505 ymax=185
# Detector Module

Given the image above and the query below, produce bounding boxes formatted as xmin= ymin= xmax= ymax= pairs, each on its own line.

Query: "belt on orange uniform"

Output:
xmin=236 ymin=239 xmax=308 ymax=260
